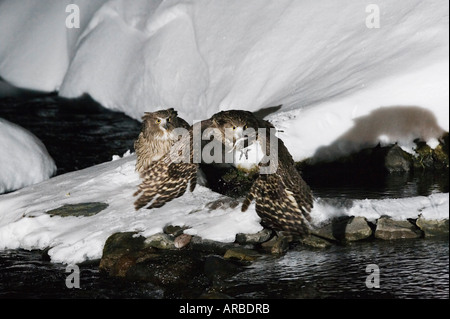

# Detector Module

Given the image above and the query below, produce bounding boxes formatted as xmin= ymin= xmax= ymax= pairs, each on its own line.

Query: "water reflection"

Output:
xmin=224 ymin=239 xmax=448 ymax=299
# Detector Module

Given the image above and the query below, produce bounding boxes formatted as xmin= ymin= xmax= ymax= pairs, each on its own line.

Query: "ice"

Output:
xmin=1 ymin=0 xmax=448 ymax=161
xmin=0 ymin=118 xmax=56 ymax=194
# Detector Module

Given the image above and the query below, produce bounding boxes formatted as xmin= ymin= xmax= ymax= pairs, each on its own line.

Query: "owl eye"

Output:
xmin=156 ymin=119 xmax=161 ymax=124
xmin=243 ymin=125 xmax=248 ymax=130
xmin=232 ymin=126 xmax=237 ymax=130
xmin=167 ymin=118 xmax=171 ymax=123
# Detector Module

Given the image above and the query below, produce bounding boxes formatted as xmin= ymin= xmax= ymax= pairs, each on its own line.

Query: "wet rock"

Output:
xmin=224 ymin=247 xmax=261 ymax=262
xmin=125 ymin=250 xmax=206 ymax=287
xmin=174 ymin=234 xmax=192 ymax=248
xmin=260 ymin=235 xmax=289 ymax=255
xmin=190 ymin=236 xmax=238 ymax=255
xmin=416 ymin=217 xmax=449 ymax=238
xmin=46 ymin=202 xmax=108 ymax=217
xmin=144 ymin=233 xmax=176 ymax=250
xmin=375 ymin=216 xmax=423 ymax=240
xmin=345 ymin=216 xmax=373 ymax=241
xmin=99 ymin=232 xmax=149 ymax=276
xmin=384 ymin=145 xmax=412 ymax=172
xmin=312 ymin=216 xmax=372 ymax=242
xmin=200 ymin=165 xmax=258 ymax=198
xmin=235 ymin=229 xmax=273 ymax=245
xmin=299 ymin=235 xmax=332 ymax=249
xmin=311 ymin=216 xmax=351 ymax=242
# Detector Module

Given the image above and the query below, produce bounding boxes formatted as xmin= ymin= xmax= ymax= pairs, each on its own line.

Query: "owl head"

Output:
xmin=211 ymin=110 xmax=259 ymax=150
xmin=141 ymin=108 xmax=187 ymax=140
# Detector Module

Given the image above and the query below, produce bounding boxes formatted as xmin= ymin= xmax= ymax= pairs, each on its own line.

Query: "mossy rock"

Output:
xmin=99 ymin=232 xmax=148 ymax=274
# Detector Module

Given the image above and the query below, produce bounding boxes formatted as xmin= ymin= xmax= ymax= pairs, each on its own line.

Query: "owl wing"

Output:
xmin=242 ymin=121 xmax=313 ymax=236
xmin=134 ymin=125 xmax=198 ymax=210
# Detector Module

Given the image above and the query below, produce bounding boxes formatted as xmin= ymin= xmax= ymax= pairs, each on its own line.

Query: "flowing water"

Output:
xmin=0 ymin=95 xmax=448 ymax=299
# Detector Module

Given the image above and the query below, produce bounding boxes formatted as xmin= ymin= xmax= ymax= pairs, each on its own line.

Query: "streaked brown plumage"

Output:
xmin=134 ymin=108 xmax=189 ymax=177
xmin=134 ymin=110 xmax=313 ymax=236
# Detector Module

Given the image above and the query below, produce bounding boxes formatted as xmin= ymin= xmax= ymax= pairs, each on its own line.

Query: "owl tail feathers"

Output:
xmin=241 ymin=175 xmax=312 ymax=237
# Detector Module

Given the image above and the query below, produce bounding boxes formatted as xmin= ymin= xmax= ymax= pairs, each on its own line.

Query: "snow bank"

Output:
xmin=0 ymin=154 xmax=262 ymax=264
xmin=1 ymin=0 xmax=448 ymax=161
xmin=0 ymin=118 xmax=56 ymax=194
xmin=312 ymin=194 xmax=449 ymax=226
xmin=0 ymin=152 xmax=448 ymax=264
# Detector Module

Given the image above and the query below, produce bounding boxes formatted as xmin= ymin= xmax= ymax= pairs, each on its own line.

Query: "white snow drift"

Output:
xmin=0 ymin=0 xmax=448 ymax=161
xmin=0 ymin=118 xmax=56 ymax=194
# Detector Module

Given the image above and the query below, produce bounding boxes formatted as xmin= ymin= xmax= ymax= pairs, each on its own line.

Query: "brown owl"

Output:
xmin=134 ymin=108 xmax=190 ymax=177
xmin=134 ymin=110 xmax=313 ymax=236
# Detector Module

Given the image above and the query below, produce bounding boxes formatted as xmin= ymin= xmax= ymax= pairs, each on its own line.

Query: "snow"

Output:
xmin=311 ymin=194 xmax=449 ymax=226
xmin=0 ymin=118 xmax=56 ymax=194
xmin=1 ymin=0 xmax=448 ymax=161
xmin=0 ymin=152 xmax=448 ymax=264
xmin=0 ymin=154 xmax=262 ymax=264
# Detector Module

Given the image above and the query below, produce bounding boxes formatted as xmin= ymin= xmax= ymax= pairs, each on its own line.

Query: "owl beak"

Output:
xmin=162 ymin=122 xmax=169 ymax=130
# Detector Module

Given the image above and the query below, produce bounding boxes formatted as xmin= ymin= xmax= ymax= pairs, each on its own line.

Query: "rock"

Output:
xmin=260 ymin=235 xmax=289 ymax=255
xmin=311 ymin=216 xmax=351 ymax=242
xmin=205 ymin=198 xmax=240 ymax=210
xmin=345 ymin=216 xmax=373 ymax=241
xmin=384 ymin=145 xmax=412 ymax=172
xmin=299 ymin=235 xmax=332 ymax=248
xmin=235 ymin=229 xmax=273 ymax=245
xmin=125 ymin=250 xmax=206 ymax=287
xmin=163 ymin=225 xmax=188 ymax=237
xmin=190 ymin=236 xmax=238 ymax=255
xmin=375 ymin=217 xmax=423 ymax=240
xmin=174 ymin=234 xmax=192 ymax=248
xmin=312 ymin=216 xmax=372 ymax=242
xmin=413 ymin=134 xmax=449 ymax=170
xmin=416 ymin=217 xmax=449 ymax=238
xmin=99 ymin=232 xmax=146 ymax=272
xmin=144 ymin=233 xmax=176 ymax=250
xmin=46 ymin=202 xmax=108 ymax=217
xmin=224 ymin=247 xmax=261 ymax=262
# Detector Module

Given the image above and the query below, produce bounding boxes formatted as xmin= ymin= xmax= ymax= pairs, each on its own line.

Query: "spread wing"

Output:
xmin=242 ymin=120 xmax=313 ymax=236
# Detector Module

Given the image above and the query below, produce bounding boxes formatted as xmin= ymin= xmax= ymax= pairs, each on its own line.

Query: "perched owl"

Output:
xmin=134 ymin=108 xmax=190 ymax=177
xmin=134 ymin=110 xmax=313 ymax=236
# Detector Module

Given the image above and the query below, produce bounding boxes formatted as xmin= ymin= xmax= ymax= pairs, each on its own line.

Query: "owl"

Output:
xmin=134 ymin=110 xmax=313 ymax=236
xmin=134 ymin=108 xmax=190 ymax=177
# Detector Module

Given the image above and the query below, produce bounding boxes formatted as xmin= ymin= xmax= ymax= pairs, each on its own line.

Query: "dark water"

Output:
xmin=0 ymin=94 xmax=141 ymax=175
xmin=0 ymin=238 xmax=448 ymax=299
xmin=0 ymin=95 xmax=448 ymax=299
xmin=223 ymin=239 xmax=449 ymax=299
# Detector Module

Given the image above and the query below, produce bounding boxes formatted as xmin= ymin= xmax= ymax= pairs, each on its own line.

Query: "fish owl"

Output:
xmin=134 ymin=110 xmax=313 ymax=236
xmin=134 ymin=108 xmax=189 ymax=177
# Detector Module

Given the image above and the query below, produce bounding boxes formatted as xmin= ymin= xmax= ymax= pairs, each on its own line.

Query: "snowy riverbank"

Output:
xmin=0 ymin=153 xmax=447 ymax=264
